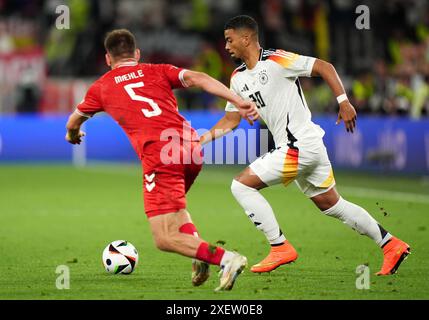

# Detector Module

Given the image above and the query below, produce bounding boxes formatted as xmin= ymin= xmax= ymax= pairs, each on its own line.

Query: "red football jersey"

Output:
xmin=76 ymin=60 xmax=198 ymax=159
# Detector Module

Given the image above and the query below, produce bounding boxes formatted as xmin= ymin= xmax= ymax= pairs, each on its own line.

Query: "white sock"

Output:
xmin=231 ymin=179 xmax=286 ymax=245
xmin=220 ymin=250 xmax=236 ymax=268
xmin=322 ymin=197 xmax=392 ymax=247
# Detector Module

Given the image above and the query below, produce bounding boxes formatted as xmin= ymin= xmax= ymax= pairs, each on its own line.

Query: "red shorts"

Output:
xmin=142 ymin=139 xmax=203 ymax=217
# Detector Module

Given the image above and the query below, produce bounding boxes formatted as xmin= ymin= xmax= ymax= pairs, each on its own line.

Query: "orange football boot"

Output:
xmin=377 ymin=237 xmax=411 ymax=276
xmin=251 ymin=241 xmax=298 ymax=273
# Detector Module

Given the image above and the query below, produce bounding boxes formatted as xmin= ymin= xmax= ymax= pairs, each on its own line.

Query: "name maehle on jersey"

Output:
xmin=226 ymin=49 xmax=325 ymax=148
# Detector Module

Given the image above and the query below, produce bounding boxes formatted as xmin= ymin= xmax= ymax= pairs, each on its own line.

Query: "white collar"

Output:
xmin=114 ymin=59 xmax=138 ymax=69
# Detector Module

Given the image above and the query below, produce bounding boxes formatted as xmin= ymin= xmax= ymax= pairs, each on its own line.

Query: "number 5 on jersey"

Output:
xmin=124 ymin=82 xmax=162 ymax=118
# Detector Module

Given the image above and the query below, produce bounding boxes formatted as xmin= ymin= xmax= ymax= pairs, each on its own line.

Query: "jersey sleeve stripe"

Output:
xmin=273 ymin=49 xmax=297 ymax=57
xmin=276 ymin=52 xmax=296 ymax=58
xmin=178 ymin=69 xmax=189 ymax=87
xmin=268 ymin=53 xmax=299 ymax=69
xmin=75 ymin=108 xmax=93 ymax=118
xmin=231 ymin=63 xmax=246 ymax=78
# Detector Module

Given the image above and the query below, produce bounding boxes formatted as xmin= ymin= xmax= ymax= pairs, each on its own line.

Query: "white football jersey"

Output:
xmin=226 ymin=48 xmax=325 ymax=148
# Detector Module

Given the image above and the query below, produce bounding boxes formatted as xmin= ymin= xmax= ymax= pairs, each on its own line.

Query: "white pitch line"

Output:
xmin=77 ymin=165 xmax=429 ymax=204
xmin=339 ymin=186 xmax=429 ymax=204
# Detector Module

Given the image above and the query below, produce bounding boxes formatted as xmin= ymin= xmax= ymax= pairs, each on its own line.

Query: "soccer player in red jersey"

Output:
xmin=65 ymin=29 xmax=258 ymax=291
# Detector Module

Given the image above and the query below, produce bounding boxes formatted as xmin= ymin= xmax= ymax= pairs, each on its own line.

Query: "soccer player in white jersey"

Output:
xmin=200 ymin=15 xmax=410 ymax=275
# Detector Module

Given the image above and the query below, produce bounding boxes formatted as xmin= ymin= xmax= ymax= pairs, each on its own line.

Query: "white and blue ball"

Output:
xmin=102 ymin=240 xmax=139 ymax=274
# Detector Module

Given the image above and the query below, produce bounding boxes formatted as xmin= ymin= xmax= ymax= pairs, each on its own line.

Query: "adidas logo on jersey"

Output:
xmin=240 ymin=84 xmax=249 ymax=92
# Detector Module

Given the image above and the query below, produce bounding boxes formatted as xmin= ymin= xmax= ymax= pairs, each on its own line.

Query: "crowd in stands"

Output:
xmin=1 ymin=0 xmax=429 ymax=118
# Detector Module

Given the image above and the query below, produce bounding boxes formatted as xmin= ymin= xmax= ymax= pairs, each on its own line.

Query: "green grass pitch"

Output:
xmin=0 ymin=164 xmax=428 ymax=300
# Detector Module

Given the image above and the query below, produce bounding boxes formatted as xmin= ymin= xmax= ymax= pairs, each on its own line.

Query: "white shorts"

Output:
xmin=249 ymin=142 xmax=336 ymax=198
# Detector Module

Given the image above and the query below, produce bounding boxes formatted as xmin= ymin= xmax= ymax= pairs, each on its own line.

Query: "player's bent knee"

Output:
xmin=231 ymin=179 xmax=255 ymax=197
xmin=311 ymin=188 xmax=340 ymax=211
xmin=320 ymin=196 xmax=346 ymax=219
xmin=232 ymin=169 xmax=247 ymax=183
xmin=234 ymin=170 xmax=268 ymax=190
xmin=231 ymin=179 xmax=240 ymax=195
xmin=152 ymin=233 xmax=172 ymax=252
xmin=155 ymin=238 xmax=171 ymax=252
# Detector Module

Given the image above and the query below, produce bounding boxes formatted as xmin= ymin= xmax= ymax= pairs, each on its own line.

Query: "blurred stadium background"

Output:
xmin=1 ymin=0 xmax=429 ymax=300
xmin=0 ymin=0 xmax=428 ymax=174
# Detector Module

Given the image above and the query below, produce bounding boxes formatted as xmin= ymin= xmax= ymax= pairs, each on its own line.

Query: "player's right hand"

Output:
xmin=336 ymin=101 xmax=357 ymax=133
xmin=237 ymin=100 xmax=259 ymax=126
xmin=65 ymin=130 xmax=86 ymax=145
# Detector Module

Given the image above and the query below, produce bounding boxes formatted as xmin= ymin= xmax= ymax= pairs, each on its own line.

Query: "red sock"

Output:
xmin=179 ymin=223 xmax=199 ymax=237
xmin=196 ymin=242 xmax=225 ymax=266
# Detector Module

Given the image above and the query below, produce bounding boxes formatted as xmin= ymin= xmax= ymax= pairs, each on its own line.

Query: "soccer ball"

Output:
xmin=102 ymin=240 xmax=139 ymax=274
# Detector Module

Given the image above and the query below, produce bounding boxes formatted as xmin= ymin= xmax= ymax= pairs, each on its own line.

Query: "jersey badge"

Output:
xmin=259 ymin=70 xmax=269 ymax=85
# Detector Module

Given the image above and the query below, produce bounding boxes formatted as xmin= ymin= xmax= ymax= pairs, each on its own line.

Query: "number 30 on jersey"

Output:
xmin=124 ymin=82 xmax=162 ymax=118
xmin=249 ymin=91 xmax=266 ymax=109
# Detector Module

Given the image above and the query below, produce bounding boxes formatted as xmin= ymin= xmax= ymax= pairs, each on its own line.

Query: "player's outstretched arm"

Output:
xmin=183 ymin=70 xmax=258 ymax=125
xmin=200 ymin=111 xmax=241 ymax=145
xmin=65 ymin=111 xmax=88 ymax=145
xmin=311 ymin=59 xmax=357 ymax=133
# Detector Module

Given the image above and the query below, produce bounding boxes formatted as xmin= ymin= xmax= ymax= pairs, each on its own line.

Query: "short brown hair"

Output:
xmin=104 ymin=29 xmax=136 ymax=59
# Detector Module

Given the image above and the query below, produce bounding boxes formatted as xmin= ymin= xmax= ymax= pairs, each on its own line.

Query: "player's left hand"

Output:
xmin=65 ymin=130 xmax=86 ymax=144
xmin=336 ymin=101 xmax=357 ymax=133
xmin=237 ymin=100 xmax=259 ymax=126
